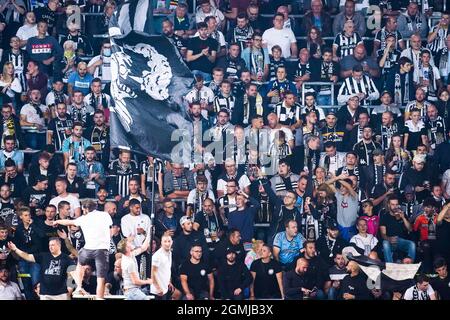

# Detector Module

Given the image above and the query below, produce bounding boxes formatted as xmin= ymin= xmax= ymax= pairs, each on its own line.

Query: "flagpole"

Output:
xmin=148 ymin=0 xmax=155 ymax=35
xmin=148 ymin=160 xmax=157 ymax=282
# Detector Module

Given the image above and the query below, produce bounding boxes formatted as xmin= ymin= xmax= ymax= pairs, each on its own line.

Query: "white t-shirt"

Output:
xmin=262 ymin=27 xmax=297 ymax=58
xmin=73 ymin=210 xmax=112 ymax=250
xmin=216 ymin=174 xmax=251 ymax=195
xmin=187 ymin=189 xmax=215 ymax=206
xmin=120 ymin=213 xmax=151 ymax=248
xmin=121 ymin=254 xmax=140 ymax=290
xmin=45 ymin=91 xmax=69 ymax=106
xmin=350 ymin=233 xmax=378 ymax=256
xmin=50 ymin=194 xmax=81 ymax=218
xmin=87 ymin=55 xmax=111 ymax=83
xmin=150 ymin=248 xmax=172 ymax=295
xmin=403 ymin=284 xmax=435 ymax=300
xmin=20 ymin=104 xmax=49 ymax=126
xmin=16 ymin=24 xmax=38 ymax=49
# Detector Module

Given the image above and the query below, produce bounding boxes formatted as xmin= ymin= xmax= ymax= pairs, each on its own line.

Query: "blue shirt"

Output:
xmin=68 ymin=72 xmax=94 ymax=95
xmin=273 ymin=232 xmax=304 ymax=265
xmin=0 ymin=150 xmax=24 ymax=170
xmin=61 ymin=137 xmax=92 ymax=164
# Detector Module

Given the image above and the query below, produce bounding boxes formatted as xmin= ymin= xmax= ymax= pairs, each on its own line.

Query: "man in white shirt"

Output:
xmin=117 ymin=235 xmax=152 ymax=300
xmin=0 ymin=266 xmax=23 ymax=300
xmin=262 ymin=13 xmax=297 ymax=59
xmin=87 ymin=41 xmax=112 ymax=88
xmin=16 ymin=11 xmax=38 ymax=49
xmin=350 ymin=218 xmax=378 ymax=257
xmin=120 ymin=198 xmax=151 ymax=250
xmin=403 ymin=274 xmax=437 ymax=300
xmin=49 ymin=177 xmax=81 ymax=218
xmin=53 ymin=199 xmax=113 ymax=300
xmin=151 ymin=234 xmax=181 ymax=300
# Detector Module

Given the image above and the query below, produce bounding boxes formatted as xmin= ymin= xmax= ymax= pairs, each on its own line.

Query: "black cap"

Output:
xmin=326 ymin=219 xmax=339 ymax=230
xmin=225 ymin=247 xmax=236 ymax=255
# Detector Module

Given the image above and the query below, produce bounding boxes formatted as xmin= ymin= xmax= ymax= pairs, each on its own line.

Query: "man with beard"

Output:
xmin=269 ymin=159 xmax=299 ymax=198
xmin=0 ymin=184 xmax=16 ymax=229
xmin=47 ymin=103 xmax=73 ymax=152
xmin=320 ymin=112 xmax=346 ymax=152
xmin=161 ymin=19 xmax=187 ymax=59
xmin=184 ymin=74 xmax=215 ymax=121
xmin=283 ymin=258 xmax=314 ymax=300
xmin=216 ymin=43 xmax=246 ymax=83
xmin=340 ymin=261 xmax=372 ymax=300
xmin=117 ymin=178 xmax=150 ymax=218
xmin=0 ymin=159 xmax=27 ymax=199
xmin=345 ymin=112 xmax=370 ymax=152
xmin=336 ymin=95 xmax=366 ymax=134
xmin=316 ymin=219 xmax=349 ymax=267
xmin=375 ymin=111 xmax=403 ymax=152
xmin=370 ymin=171 xmax=399 ymax=214
xmin=232 ymin=83 xmax=263 ymax=127
xmin=96 ymin=187 xmax=108 ymax=211
xmin=64 ymin=162 xmax=85 ymax=197
xmin=311 ymin=49 xmax=339 ymax=107
xmin=352 ymin=126 xmax=382 ymax=167
xmin=266 ymin=113 xmax=294 ymax=150
xmin=296 ymin=135 xmax=321 ymax=175
xmin=227 ymin=13 xmax=253 ymax=52
xmin=172 ymin=216 xmax=209 ymax=274
xmin=84 ymin=110 xmax=110 ymax=167
xmin=319 ymin=142 xmax=346 ymax=177
xmin=0 ymin=104 xmax=25 ymax=149
xmin=61 ymin=122 xmax=91 ymax=168
xmin=404 ymin=87 xmax=432 ymax=121
xmin=217 ymin=248 xmax=252 ymax=300
xmin=108 ymin=149 xmax=139 ymax=201
xmin=425 ymin=104 xmax=447 ymax=153
xmin=399 ymin=155 xmax=433 ymax=203
xmin=77 ymin=147 xmax=105 ymax=199
xmin=232 ymin=69 xmax=252 ymax=98
xmin=67 ymin=62 xmax=94 ymax=97
xmin=69 ymin=91 xmax=94 ymax=128
xmin=83 ymin=79 xmax=112 ymax=125
xmin=302 ymin=241 xmax=331 ymax=299
xmin=301 ymin=93 xmax=326 ymax=124
xmin=193 ymin=198 xmax=224 ymax=259
xmin=0 ymin=136 xmax=24 ymax=173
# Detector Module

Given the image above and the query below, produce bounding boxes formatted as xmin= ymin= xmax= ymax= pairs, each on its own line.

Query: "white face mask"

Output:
xmin=103 ymin=48 xmax=111 ymax=57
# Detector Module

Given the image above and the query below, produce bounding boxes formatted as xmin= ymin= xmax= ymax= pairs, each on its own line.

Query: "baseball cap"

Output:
xmin=225 ymin=247 xmax=236 ymax=255
xmin=326 ymin=219 xmax=339 ymax=230
xmin=179 ymin=216 xmax=192 ymax=226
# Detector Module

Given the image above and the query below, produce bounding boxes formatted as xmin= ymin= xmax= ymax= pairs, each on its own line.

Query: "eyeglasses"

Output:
xmin=165 ymin=205 xmax=174 ymax=209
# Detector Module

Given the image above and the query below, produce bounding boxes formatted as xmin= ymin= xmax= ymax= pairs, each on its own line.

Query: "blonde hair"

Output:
xmin=63 ymin=40 xmax=75 ymax=51
xmin=2 ymin=62 xmax=14 ymax=83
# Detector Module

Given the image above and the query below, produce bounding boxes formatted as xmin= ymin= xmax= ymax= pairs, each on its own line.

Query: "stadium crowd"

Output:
xmin=0 ymin=0 xmax=450 ymax=301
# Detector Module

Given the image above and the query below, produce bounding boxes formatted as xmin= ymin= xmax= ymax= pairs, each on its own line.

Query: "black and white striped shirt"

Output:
xmin=275 ymin=102 xmax=301 ymax=126
xmin=333 ymin=32 xmax=362 ymax=58
xmin=213 ymin=93 xmax=236 ymax=114
xmin=2 ymin=50 xmax=26 ymax=92
xmin=140 ymin=158 xmax=164 ymax=189
xmin=108 ymin=159 xmax=139 ymax=197
xmin=337 ymin=75 xmax=380 ymax=105
xmin=375 ymin=28 xmax=403 ymax=51
xmin=427 ymin=25 xmax=449 ymax=55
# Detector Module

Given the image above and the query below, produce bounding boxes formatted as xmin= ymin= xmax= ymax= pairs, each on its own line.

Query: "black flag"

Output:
xmin=109 ymin=30 xmax=193 ymax=161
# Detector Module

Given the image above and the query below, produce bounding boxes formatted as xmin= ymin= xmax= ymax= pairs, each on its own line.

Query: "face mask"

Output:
xmin=103 ymin=48 xmax=111 ymax=57
xmin=64 ymin=50 xmax=75 ymax=60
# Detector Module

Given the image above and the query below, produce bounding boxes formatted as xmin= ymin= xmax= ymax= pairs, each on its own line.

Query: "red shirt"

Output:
xmin=414 ymin=214 xmax=438 ymax=241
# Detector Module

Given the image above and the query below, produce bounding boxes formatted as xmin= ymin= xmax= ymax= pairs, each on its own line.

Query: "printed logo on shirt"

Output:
xmin=31 ymin=44 xmax=53 ymax=54
xmin=268 ymin=269 xmax=274 ymax=275
xmin=45 ymin=259 xmax=62 ymax=276
xmin=74 ymin=81 xmax=90 ymax=88
xmin=200 ymin=269 xmax=206 ymax=276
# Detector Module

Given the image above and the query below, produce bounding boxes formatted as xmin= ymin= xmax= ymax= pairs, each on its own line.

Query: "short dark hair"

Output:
xmin=58 ymin=200 xmax=70 ymax=211
xmin=129 ymin=198 xmax=141 ymax=207
xmin=303 ymin=240 xmax=316 ymax=249
xmin=4 ymin=159 xmax=16 ymax=168
xmin=434 ymin=257 xmax=447 ymax=269
xmin=398 ymin=56 xmax=412 ymax=66
xmin=352 ymin=65 xmax=363 ymax=73
xmin=72 ymin=121 xmax=83 ymax=129
xmin=416 ymin=274 xmax=430 ymax=284
xmin=85 ymin=146 xmax=96 ymax=153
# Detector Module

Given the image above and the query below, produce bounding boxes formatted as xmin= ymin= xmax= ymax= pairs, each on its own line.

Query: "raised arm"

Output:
xmin=8 ymin=242 xmax=35 ymax=263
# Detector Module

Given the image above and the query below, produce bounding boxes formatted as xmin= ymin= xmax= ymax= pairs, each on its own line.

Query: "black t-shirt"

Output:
xmin=0 ymin=201 xmax=17 ymax=229
xmin=187 ymin=37 xmax=219 ymax=73
xmin=431 ymin=275 xmax=450 ymax=300
xmin=380 ymin=213 xmax=408 ymax=238
xmin=22 ymin=187 xmax=50 ymax=215
xmin=179 ymin=259 xmax=211 ymax=297
xmin=38 ymin=221 xmax=59 ymax=252
xmin=0 ymin=236 xmax=14 ymax=268
xmin=34 ymin=252 xmax=73 ymax=295
xmin=250 ymin=258 xmax=282 ymax=298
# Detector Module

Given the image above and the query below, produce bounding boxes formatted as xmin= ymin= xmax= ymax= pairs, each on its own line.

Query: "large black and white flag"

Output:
xmin=109 ymin=2 xmax=193 ymax=161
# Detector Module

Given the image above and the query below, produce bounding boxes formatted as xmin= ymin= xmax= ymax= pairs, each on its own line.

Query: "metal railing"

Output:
xmin=301 ymin=81 xmax=336 ymax=107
